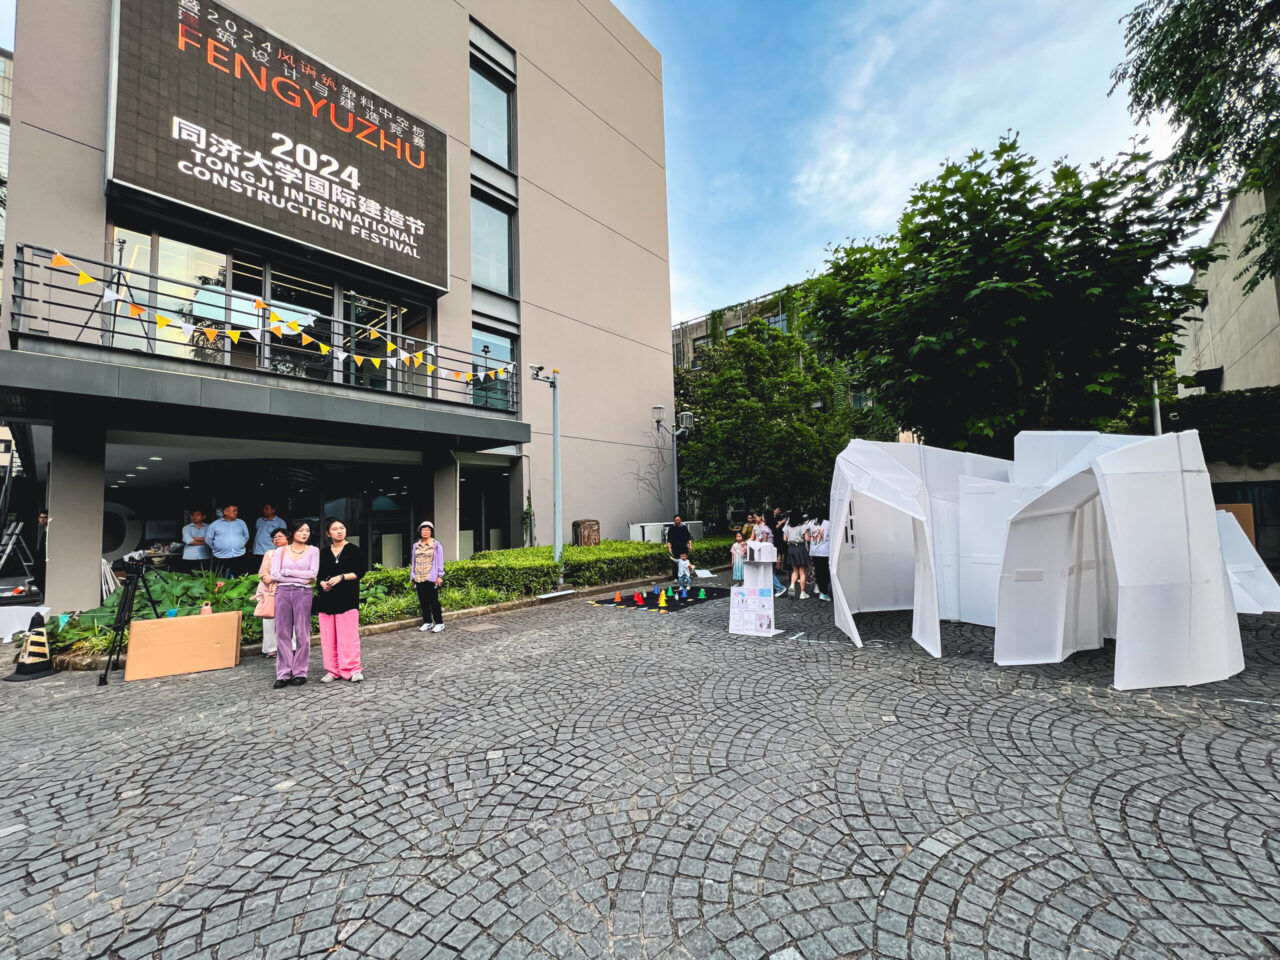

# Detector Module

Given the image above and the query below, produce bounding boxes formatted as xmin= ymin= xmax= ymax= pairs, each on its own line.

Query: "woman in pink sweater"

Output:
xmin=271 ymin=521 xmax=320 ymax=689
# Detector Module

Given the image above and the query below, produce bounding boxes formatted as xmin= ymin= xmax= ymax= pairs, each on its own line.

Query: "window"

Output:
xmin=691 ymin=335 xmax=710 ymax=370
xmin=470 ymin=67 xmax=511 ymax=169
xmin=342 ymin=290 xmax=392 ymax=391
xmin=156 ymin=236 xmax=228 ymax=363
xmin=472 ymin=327 xmax=514 ymax=410
xmin=471 ymin=197 xmax=512 ymax=296
xmin=673 ymin=341 xmax=684 ymax=368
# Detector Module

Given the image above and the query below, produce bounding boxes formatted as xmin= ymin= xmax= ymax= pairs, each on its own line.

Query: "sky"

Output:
xmin=610 ymin=0 xmax=1174 ymax=324
xmin=0 ymin=0 xmax=1171 ymax=326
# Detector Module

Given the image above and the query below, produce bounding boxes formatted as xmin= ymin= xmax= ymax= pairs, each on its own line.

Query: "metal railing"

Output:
xmin=9 ymin=244 xmax=520 ymax=416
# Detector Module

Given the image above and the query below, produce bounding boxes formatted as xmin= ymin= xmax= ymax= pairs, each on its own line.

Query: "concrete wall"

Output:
xmin=1179 ymin=190 xmax=1280 ymax=393
xmin=3 ymin=0 xmax=674 ymax=562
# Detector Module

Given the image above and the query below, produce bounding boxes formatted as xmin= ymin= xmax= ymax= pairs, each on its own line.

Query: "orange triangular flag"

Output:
xmin=269 ymin=325 xmax=283 ymax=337
xmin=202 ymin=327 xmax=218 ymax=342
xmin=487 ymin=370 xmax=496 ymax=380
xmin=227 ymin=330 xmax=241 ymax=344
xmin=353 ymin=355 xmax=364 ymax=367
xmin=412 ymin=356 xmax=422 ymax=368
xmin=370 ymin=357 xmax=382 ymax=369
xmin=77 ymin=270 xmax=95 ymax=286
xmin=369 ymin=329 xmax=381 ymax=339
xmin=319 ymin=343 xmax=331 ymax=355
xmin=50 ymin=252 xmax=72 ymax=268
xmin=155 ymin=314 xmax=172 ymax=330
xmin=301 ymin=333 xmax=315 ymax=346
xmin=426 ymin=364 xmax=435 ymax=374
xmin=129 ymin=303 xmax=147 ymax=318
xmin=286 ymin=320 xmax=300 ymax=332
xmin=253 ymin=298 xmax=267 ymax=310
xmin=452 ymin=370 xmax=461 ymax=380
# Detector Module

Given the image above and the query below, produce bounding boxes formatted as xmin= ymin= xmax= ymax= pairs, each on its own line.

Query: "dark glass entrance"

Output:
xmin=459 ymin=466 xmax=512 ymax=558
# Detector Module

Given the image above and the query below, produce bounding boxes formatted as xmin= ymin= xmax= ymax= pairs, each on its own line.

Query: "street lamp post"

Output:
xmin=652 ymin=405 xmax=694 ymax=515
xmin=531 ymin=365 xmax=563 ymax=572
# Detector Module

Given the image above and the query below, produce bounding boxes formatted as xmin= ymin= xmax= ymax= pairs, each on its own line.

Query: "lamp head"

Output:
xmin=651 ymin=404 xmax=665 ymax=426
xmin=677 ymin=411 xmax=695 ymax=430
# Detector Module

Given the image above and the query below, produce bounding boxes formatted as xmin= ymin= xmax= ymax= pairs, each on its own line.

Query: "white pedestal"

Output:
xmin=731 ymin=542 xmax=781 ymax=636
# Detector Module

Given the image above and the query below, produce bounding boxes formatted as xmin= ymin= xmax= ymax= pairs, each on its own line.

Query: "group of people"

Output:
xmin=181 ymin=503 xmax=287 ymax=576
xmin=730 ymin=506 xmax=832 ymax=601
xmin=181 ymin=504 xmax=451 ymax=689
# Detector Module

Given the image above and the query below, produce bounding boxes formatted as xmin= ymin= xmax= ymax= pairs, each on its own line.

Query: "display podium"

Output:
xmin=730 ymin=541 xmax=781 ymax=636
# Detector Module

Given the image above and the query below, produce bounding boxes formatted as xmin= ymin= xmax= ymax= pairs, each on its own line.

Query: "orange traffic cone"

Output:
xmin=615 ymin=591 xmax=623 ymax=604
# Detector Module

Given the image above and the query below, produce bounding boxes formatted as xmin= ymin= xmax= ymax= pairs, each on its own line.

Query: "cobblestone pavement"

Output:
xmin=3 ymin=575 xmax=1280 ymax=960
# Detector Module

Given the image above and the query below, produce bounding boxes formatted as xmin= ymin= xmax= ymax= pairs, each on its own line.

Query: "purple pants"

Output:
xmin=274 ymin=584 xmax=313 ymax=680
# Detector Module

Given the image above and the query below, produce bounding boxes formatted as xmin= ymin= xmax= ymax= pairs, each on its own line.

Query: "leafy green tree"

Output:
xmin=801 ymin=136 xmax=1213 ymax=455
xmin=675 ymin=318 xmax=896 ymax=518
xmin=1112 ymin=0 xmax=1280 ymax=292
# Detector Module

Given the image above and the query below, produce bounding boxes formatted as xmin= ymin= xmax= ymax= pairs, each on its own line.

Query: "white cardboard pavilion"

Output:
xmin=828 ymin=430 xmax=1278 ymax=689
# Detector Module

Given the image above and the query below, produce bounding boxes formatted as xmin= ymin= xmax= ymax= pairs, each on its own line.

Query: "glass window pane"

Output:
xmin=470 ymin=68 xmax=510 ymax=168
xmin=471 ymin=198 xmax=511 ymax=296
xmin=155 ymin=236 xmax=226 ymax=362
xmin=342 ymin=291 xmax=391 ymax=391
xmin=472 ymin=327 xmax=514 ymax=411
xmin=270 ymin=265 xmax=335 ymax=382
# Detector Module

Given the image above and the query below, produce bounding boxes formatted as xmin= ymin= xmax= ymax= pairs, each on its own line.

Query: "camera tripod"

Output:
xmin=99 ymin=559 xmax=163 ymax=686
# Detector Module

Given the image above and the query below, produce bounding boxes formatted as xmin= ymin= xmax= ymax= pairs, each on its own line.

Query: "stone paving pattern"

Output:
xmin=2 ymin=576 xmax=1279 ymax=960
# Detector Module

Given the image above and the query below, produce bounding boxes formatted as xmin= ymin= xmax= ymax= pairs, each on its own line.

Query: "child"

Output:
xmin=674 ymin=551 xmax=693 ymax=592
xmin=730 ymin=532 xmax=747 ymax=584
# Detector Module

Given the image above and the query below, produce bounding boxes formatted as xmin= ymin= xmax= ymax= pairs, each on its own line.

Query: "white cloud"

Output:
xmin=792 ymin=0 xmax=1172 ymax=240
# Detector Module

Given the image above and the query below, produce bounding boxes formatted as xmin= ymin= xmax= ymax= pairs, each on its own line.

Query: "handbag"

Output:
xmin=254 ymin=548 xmax=277 ymax=618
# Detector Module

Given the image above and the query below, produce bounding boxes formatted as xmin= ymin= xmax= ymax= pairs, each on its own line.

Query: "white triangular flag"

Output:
xmin=100 ymin=288 xmax=122 ymax=305
xmin=180 ymin=323 xmax=194 ymax=337
xmin=335 ymin=350 xmax=349 ymax=361
xmin=241 ymin=328 xmax=258 ymax=341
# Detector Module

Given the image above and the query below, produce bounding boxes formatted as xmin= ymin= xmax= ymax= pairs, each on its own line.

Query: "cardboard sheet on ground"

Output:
xmin=828 ymin=430 xmax=1278 ymax=690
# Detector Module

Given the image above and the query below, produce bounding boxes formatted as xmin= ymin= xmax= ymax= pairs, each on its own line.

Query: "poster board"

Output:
xmin=125 ymin=611 xmax=243 ymax=681
xmin=729 ymin=586 xmax=776 ymax=636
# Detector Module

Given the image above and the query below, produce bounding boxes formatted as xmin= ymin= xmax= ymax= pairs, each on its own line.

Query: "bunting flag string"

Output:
xmin=45 ymin=250 xmax=467 ymax=375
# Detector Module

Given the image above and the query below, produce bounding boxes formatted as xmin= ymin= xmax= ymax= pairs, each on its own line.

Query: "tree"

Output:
xmin=675 ymin=318 xmax=897 ymax=519
xmin=801 ymin=136 xmax=1213 ymax=455
xmin=1112 ymin=0 xmax=1280 ymax=293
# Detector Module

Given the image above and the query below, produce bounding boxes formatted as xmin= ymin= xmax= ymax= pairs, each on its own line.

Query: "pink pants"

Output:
xmin=319 ymin=609 xmax=361 ymax=679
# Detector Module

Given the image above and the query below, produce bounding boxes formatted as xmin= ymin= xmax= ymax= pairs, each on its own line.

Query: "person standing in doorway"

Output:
xmin=272 ymin=521 xmax=319 ymax=688
xmin=255 ymin=527 xmax=290 ymax=658
xmin=253 ymin=504 xmax=287 ymax=563
xmin=316 ymin=518 xmax=366 ymax=683
xmin=666 ymin=515 xmax=692 ymax=583
xmin=181 ymin=509 xmax=211 ymax=574
xmin=206 ymin=504 xmax=250 ymax=577
xmin=411 ymin=520 xmax=445 ymax=633
xmin=808 ymin=510 xmax=832 ymax=602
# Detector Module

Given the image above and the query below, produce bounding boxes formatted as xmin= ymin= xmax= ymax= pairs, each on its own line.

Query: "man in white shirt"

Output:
xmin=807 ymin=515 xmax=832 ymax=601
xmin=181 ymin=509 xmax=212 ymax=573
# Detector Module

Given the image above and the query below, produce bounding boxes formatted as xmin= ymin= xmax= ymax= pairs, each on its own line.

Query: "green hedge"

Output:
xmin=1163 ymin=385 xmax=1280 ymax=467
xmin=43 ymin=536 xmax=736 ymax=658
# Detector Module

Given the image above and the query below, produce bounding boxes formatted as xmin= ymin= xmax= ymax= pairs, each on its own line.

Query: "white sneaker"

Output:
xmin=774 ymin=588 xmax=787 ymax=598
xmin=320 ymin=673 xmax=336 ymax=683
xmin=799 ymin=591 xmax=809 ymax=600
xmin=419 ymin=622 xmax=432 ymax=632
xmin=787 ymin=585 xmax=796 ymax=597
xmin=432 ymin=623 xmax=444 ymax=633
xmin=350 ymin=672 xmax=364 ymax=682
xmin=819 ymin=593 xmax=831 ymax=602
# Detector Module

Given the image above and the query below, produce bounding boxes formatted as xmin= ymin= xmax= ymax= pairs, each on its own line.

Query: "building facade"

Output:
xmin=671 ymin=287 xmax=795 ymax=370
xmin=0 ymin=0 xmax=674 ymax=613
xmin=1178 ymin=189 xmax=1280 ymax=393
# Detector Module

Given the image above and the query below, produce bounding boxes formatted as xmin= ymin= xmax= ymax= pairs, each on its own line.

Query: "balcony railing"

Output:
xmin=9 ymin=244 xmax=520 ymax=416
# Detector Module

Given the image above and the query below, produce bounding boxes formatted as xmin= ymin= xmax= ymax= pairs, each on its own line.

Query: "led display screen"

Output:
xmin=111 ymin=0 xmax=448 ymax=289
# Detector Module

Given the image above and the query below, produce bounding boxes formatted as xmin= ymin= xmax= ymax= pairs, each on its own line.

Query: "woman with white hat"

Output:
xmin=411 ymin=520 xmax=445 ymax=632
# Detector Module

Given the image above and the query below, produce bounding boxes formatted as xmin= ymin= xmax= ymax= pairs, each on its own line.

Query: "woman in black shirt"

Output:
xmin=315 ymin=518 xmax=367 ymax=683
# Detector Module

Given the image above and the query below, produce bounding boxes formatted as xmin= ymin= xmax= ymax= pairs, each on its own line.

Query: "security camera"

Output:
xmin=529 ymin=364 xmax=544 ymax=375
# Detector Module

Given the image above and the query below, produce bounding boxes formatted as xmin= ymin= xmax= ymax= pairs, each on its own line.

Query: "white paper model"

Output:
xmin=828 ymin=430 xmax=1276 ymax=689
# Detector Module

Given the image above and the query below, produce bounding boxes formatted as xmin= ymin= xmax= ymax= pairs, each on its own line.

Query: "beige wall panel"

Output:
xmin=517 ymin=66 xmax=669 ymax=258
xmin=465 ymin=0 xmax=664 ymax=162
xmin=518 ymin=187 xmax=671 ymax=345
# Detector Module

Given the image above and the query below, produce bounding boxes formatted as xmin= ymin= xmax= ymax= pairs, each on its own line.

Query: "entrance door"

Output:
xmin=459 ymin=466 xmax=511 ymax=558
